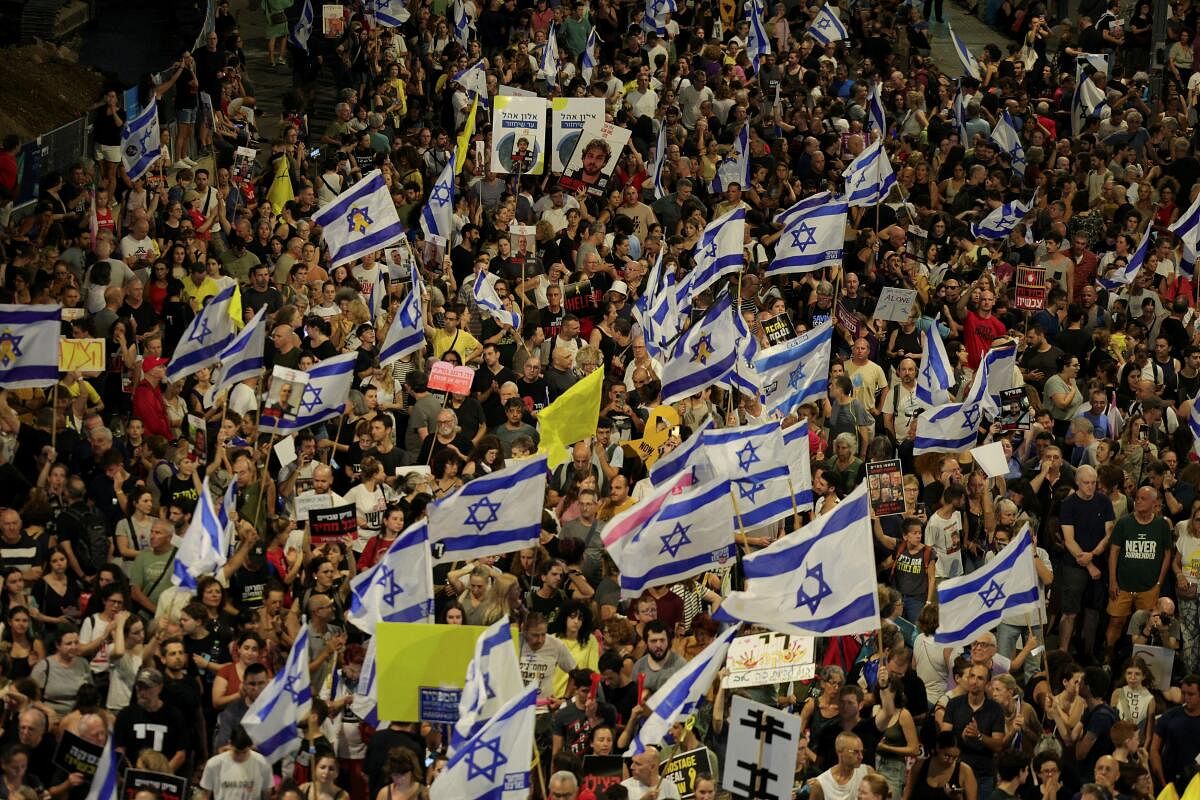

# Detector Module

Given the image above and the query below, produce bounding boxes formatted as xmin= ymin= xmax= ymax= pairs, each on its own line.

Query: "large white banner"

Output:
xmin=490 ymin=96 xmax=548 ymax=176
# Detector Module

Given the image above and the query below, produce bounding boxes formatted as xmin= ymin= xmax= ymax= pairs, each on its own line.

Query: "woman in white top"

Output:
xmin=106 ymin=611 xmax=149 ymax=711
xmin=343 ymin=457 xmax=395 ymax=555
xmin=78 ymin=583 xmax=127 ymax=699
xmin=913 ymin=605 xmax=952 ymax=708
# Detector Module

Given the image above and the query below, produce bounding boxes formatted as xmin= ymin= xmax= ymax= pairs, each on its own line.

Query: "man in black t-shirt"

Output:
xmin=161 ymin=637 xmax=210 ymax=766
xmin=114 ymin=668 xmax=188 ymax=771
xmin=941 ymin=664 xmax=1005 ymax=799
xmin=1058 ymin=466 xmax=1115 ymax=652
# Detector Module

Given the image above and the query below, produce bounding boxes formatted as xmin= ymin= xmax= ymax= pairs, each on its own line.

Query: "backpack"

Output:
xmin=59 ymin=504 xmax=111 ymax=576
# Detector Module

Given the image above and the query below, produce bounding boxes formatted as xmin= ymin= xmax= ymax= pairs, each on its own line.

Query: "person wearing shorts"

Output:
xmin=1058 ymin=465 xmax=1115 ymax=654
xmin=1106 ymin=485 xmax=1173 ymax=658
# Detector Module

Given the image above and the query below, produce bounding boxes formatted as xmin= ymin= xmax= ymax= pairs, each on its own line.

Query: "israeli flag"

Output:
xmin=745 ymin=0 xmax=771 ymax=73
xmin=767 ymin=196 xmax=847 ymax=276
xmin=172 ymin=475 xmax=229 ymax=590
xmin=971 ymin=196 xmax=1033 ymax=240
xmin=636 ymin=253 xmax=681 ymax=360
xmin=973 ymin=340 xmax=1018 ymax=417
xmin=349 ymin=635 xmax=380 ymax=727
xmin=916 ymin=323 xmax=953 ymax=406
xmin=948 ymin=23 xmax=981 ymax=80
xmin=1189 ymin=388 xmax=1200 ymax=458
xmin=991 ymin=109 xmax=1026 ymax=177
xmin=121 ymin=98 xmax=161 ymax=182
xmin=453 ymin=0 xmax=473 ymax=47
xmin=473 ymin=270 xmax=521 ymax=329
xmin=1170 ymin=188 xmax=1200 ymax=279
xmin=540 ymin=22 xmax=560 ymax=84
xmin=609 ymin=478 xmax=738 ymax=599
xmin=368 ymin=265 xmax=389 ymax=322
xmin=1072 ymin=70 xmax=1108 ymax=136
xmin=649 ymin=420 xmax=712 ymax=487
xmin=711 ymin=121 xmax=750 ymax=194
xmin=713 ymin=483 xmax=881 ymax=636
xmin=651 ymin=120 xmax=668 ymax=200
xmin=701 ymin=422 xmax=795 ymax=528
xmin=641 ymin=0 xmax=677 ymax=35
xmin=1098 ymin=225 xmax=1153 ymax=291
xmin=866 ymin=82 xmax=886 ymax=138
xmin=953 ymin=89 xmax=970 ymax=145
xmin=168 ymin=283 xmax=236 ymax=382
xmin=259 ymin=351 xmax=357 ymax=433
xmin=782 ymin=420 xmax=814 ymax=511
xmin=312 ymin=169 xmax=407 ymax=270
xmin=420 ymin=151 xmax=456 ymax=242
xmin=842 ymin=140 xmax=896 ymax=207
xmin=775 ymin=190 xmax=836 ymax=228
xmin=372 ymin=0 xmax=409 ymax=27
xmin=289 ymin=0 xmax=314 ymax=52
xmin=753 ymin=321 xmax=832 ymax=415
xmin=581 ymin=28 xmax=599 ymax=84
xmin=453 ymin=617 xmax=527 ymax=754
xmin=83 ymin=734 xmax=118 ymax=800
xmin=347 ymin=520 xmax=435 ymax=634
xmin=428 ymin=455 xmax=549 ymax=563
xmin=454 ymin=59 xmax=488 ymax=98
xmin=0 ymin=304 xmax=62 ymax=389
xmin=661 ymin=294 xmax=747 ymax=405
xmin=807 ymin=2 xmax=848 ymax=44
xmin=207 ymin=304 xmax=267 ymax=404
xmin=242 ymin=626 xmax=313 ymax=763
xmin=626 ymin=625 xmax=738 ymax=755
xmin=687 ymin=207 xmax=746 ymax=298
xmin=935 ymin=526 xmax=1040 ymax=647
xmin=431 ymin=685 xmax=538 ymax=800
xmin=380 ymin=266 xmax=425 ymax=368
xmin=913 ymin=400 xmax=983 ymax=454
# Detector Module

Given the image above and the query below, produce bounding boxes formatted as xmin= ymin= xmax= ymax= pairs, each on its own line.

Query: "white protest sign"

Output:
xmin=723 ymin=695 xmax=801 ymax=800
xmin=970 ymin=441 xmax=1009 ymax=478
xmin=874 ymin=287 xmax=919 ymax=323
xmin=723 ymin=632 xmax=816 ymax=688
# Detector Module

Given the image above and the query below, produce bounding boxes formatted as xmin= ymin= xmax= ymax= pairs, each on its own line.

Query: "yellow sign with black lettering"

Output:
xmin=661 ymin=747 xmax=713 ymax=800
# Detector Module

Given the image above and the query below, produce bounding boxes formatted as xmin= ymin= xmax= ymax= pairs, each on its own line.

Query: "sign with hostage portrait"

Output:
xmin=559 ymin=120 xmax=632 ymax=197
xmin=491 ymin=96 xmax=548 ymax=176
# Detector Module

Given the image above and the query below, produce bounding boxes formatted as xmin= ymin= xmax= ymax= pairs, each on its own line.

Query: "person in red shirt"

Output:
xmin=131 ymin=355 xmax=172 ymax=438
xmin=963 ymin=287 xmax=1007 ymax=369
xmin=0 ymin=135 xmax=20 ymax=229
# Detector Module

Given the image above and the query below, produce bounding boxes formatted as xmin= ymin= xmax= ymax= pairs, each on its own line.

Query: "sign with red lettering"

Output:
xmin=1014 ymin=266 xmax=1047 ymax=311
xmin=428 ymin=361 xmax=476 ymax=395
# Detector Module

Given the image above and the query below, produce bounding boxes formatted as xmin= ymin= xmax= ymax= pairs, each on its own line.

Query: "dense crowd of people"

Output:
xmin=2 ymin=0 xmax=1200 ymax=798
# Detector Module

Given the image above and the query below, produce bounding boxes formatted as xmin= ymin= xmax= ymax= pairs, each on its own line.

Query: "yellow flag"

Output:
xmin=1180 ymin=773 xmax=1200 ymax=800
xmin=537 ymin=365 xmax=604 ymax=468
xmin=228 ymin=283 xmax=244 ymax=331
xmin=455 ymin=97 xmax=478 ymax=175
xmin=266 ymin=155 xmax=293 ymax=216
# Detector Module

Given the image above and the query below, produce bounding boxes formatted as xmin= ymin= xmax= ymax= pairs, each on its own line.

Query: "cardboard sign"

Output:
xmin=309 ymin=503 xmax=357 ymax=544
xmin=761 ymin=312 xmax=797 ymax=346
xmin=418 ymin=686 xmax=462 ymax=724
xmin=295 ymin=492 xmax=337 ymax=522
xmin=59 ymin=338 xmax=105 ymax=372
xmin=866 ymin=459 xmax=905 ymax=517
xmin=427 ymin=360 xmax=476 ymax=395
xmin=724 ymin=632 xmax=816 ymax=688
xmin=723 ymin=696 xmax=801 ymax=800
xmin=873 ymin=287 xmax=919 ymax=323
xmin=662 ymin=747 xmax=714 ymax=799
xmin=123 ymin=770 xmax=188 ymax=800
xmin=1014 ymin=266 xmax=1048 ymax=311
xmin=54 ymin=730 xmax=104 ymax=778
xmin=581 ymin=756 xmax=623 ymax=796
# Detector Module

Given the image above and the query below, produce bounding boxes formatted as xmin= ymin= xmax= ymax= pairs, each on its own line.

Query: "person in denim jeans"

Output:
xmin=986 ymin=525 xmax=1054 ymax=680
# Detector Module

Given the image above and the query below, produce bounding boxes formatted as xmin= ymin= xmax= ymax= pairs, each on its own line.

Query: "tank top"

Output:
xmin=816 ymin=765 xmax=870 ymax=800
xmin=909 ymin=757 xmax=965 ymax=800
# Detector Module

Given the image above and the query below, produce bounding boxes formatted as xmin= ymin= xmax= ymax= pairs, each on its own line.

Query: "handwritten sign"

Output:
xmin=59 ymin=338 xmax=105 ymax=372
xmin=427 ymin=361 xmax=476 ymax=395
xmin=724 ymin=631 xmax=816 ymax=688
xmin=309 ymin=503 xmax=357 ymax=544
xmin=873 ymin=287 xmax=919 ymax=323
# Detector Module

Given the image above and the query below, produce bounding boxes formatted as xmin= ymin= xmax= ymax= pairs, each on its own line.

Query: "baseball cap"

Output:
xmin=142 ymin=356 xmax=169 ymax=371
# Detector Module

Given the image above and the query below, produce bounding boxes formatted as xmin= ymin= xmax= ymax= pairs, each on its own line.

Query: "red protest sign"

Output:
xmin=428 ymin=361 xmax=476 ymax=395
xmin=1013 ymin=266 xmax=1047 ymax=311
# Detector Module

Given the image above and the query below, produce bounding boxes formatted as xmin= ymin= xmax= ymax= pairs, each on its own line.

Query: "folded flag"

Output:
xmin=289 ymin=0 xmax=314 ymax=52
xmin=1170 ymin=186 xmax=1200 ymax=279
xmin=0 ymin=304 xmax=61 ymax=389
xmin=970 ymin=196 xmax=1033 ymax=240
xmin=651 ymin=119 xmax=668 ymax=200
xmin=711 ymin=121 xmax=750 ymax=195
xmin=581 ymin=28 xmax=599 ymax=84
xmin=473 ymin=270 xmax=521 ymax=329
xmin=453 ymin=59 xmax=487 ymax=99
xmin=207 ymin=304 xmax=267 ymax=404
xmin=745 ymin=0 xmax=770 ymax=73
xmin=991 ymin=109 xmax=1026 ymax=177
xmin=167 ymin=283 xmax=237 ymax=382
xmin=83 ymin=732 xmax=118 ymax=800
xmin=420 ymin=152 xmax=456 ymax=243
xmin=713 ymin=483 xmax=881 ymax=636
xmin=1098 ymin=225 xmax=1154 ymax=291
xmin=782 ymin=419 xmax=815 ymax=511
xmin=948 ymin=23 xmax=981 ymax=80
xmin=687 ymin=206 xmax=747 ymax=298
xmin=313 ymin=169 xmax=407 ymax=269
xmin=934 ymin=525 xmax=1040 ymax=647
xmin=172 ymin=474 xmax=229 ymax=590
xmin=428 ymin=455 xmax=549 ymax=563
xmin=866 ymin=82 xmax=886 ymax=138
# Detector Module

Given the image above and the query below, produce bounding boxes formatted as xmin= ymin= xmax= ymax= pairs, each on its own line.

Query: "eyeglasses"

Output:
xmin=971 ymin=641 xmax=995 ymax=649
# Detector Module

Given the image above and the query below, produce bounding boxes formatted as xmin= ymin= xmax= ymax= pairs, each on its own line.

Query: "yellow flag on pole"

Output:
xmin=455 ymin=97 xmax=478 ymax=175
xmin=266 ymin=155 xmax=293 ymax=216
xmin=537 ymin=365 xmax=604 ymax=468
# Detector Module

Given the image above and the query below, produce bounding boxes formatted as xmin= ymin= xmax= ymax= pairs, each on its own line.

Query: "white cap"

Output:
xmin=611 ymin=280 xmax=629 ymax=295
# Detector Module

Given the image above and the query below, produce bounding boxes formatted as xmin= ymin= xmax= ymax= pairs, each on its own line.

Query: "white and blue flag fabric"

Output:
xmin=207 ymin=304 xmax=267 ymax=404
xmin=752 ymin=321 xmax=833 ymax=415
xmin=0 ymin=304 xmax=61 ymax=389
xmin=289 ymin=0 xmax=314 ymax=52
xmin=1097 ymin=225 xmax=1153 ymax=291
xmin=121 ymin=98 xmax=161 ymax=181
xmin=242 ymin=626 xmax=313 ymax=763
xmin=259 ymin=351 xmax=357 ymax=433
xmin=172 ymin=475 xmax=229 ymax=590
xmin=452 ymin=616 xmax=526 ymax=755
xmin=347 ymin=520 xmax=436 ymax=634
xmin=916 ymin=323 xmax=954 ymax=406
xmin=970 ymin=196 xmax=1033 ymax=240
xmin=312 ymin=169 xmax=408 ymax=269
xmin=842 ymin=140 xmax=896 ymax=207
xmin=167 ymin=283 xmax=237 ymax=381
xmin=991 ymin=109 xmax=1026 ymax=177
xmin=807 ymin=3 xmax=848 ymax=44
xmin=767 ymin=197 xmax=847 ymax=276
xmin=948 ymin=23 xmax=981 ymax=79
xmin=431 ymin=685 xmax=539 ymax=800
xmin=420 ymin=152 xmax=456 ymax=242
xmin=428 ymin=455 xmax=549 ymax=563
xmin=660 ymin=294 xmax=747 ymax=405
xmin=380 ymin=266 xmax=425 ymax=367
xmin=686 ymin=206 xmax=746 ymax=298
xmin=1169 ymin=188 xmax=1200 ymax=278
xmin=934 ymin=525 xmax=1041 ymax=647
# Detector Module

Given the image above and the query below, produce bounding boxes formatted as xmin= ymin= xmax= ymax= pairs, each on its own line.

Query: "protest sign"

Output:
xmin=724 ymin=631 xmax=816 ymax=688
xmin=873 ymin=287 xmax=919 ymax=322
xmin=866 ymin=459 xmax=905 ymax=517
xmin=60 ymin=338 xmax=105 ymax=372
xmin=662 ymin=747 xmax=715 ymax=799
xmin=549 ymin=97 xmax=605 ymax=173
xmin=123 ymin=770 xmax=188 ymax=800
xmin=54 ymin=731 xmax=104 ymax=778
xmin=998 ymin=386 xmax=1031 ymax=430
xmin=559 ymin=120 xmax=632 ymax=196
xmin=428 ymin=361 xmax=476 ymax=395
xmin=581 ymin=756 xmax=623 ymax=796
xmin=1014 ymin=266 xmax=1048 ymax=311
xmin=309 ymin=503 xmax=357 ymax=544
xmin=491 ymin=96 xmax=548 ymax=175
xmin=760 ymin=312 xmax=797 ymax=346
xmin=723 ymin=696 xmax=801 ymax=800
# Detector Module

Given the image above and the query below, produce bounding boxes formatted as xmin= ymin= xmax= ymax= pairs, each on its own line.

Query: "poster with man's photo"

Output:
xmin=491 ymin=95 xmax=548 ymax=176
xmin=263 ymin=366 xmax=308 ymax=425
xmin=384 ymin=239 xmax=418 ymax=283
xmin=232 ymin=147 xmax=257 ymax=185
xmin=559 ymin=120 xmax=632 ymax=197
xmin=998 ymin=386 xmax=1032 ymax=430
xmin=509 ymin=223 xmax=540 ymax=281
xmin=549 ymin=97 xmax=606 ymax=173
xmin=866 ymin=459 xmax=905 ymax=517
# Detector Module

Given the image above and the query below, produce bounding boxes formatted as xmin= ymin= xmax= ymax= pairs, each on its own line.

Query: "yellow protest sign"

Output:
xmin=59 ymin=338 xmax=105 ymax=372
xmin=624 ymin=405 xmax=681 ymax=467
xmin=376 ymin=622 xmax=519 ymax=722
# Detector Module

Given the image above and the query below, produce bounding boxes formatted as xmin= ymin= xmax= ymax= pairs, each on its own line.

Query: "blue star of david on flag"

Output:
xmin=978 ymin=579 xmax=1007 ymax=609
xmin=347 ymin=205 xmax=374 ymax=234
xmin=658 ymin=522 xmax=692 ymax=557
xmin=299 ymin=383 xmax=324 ymax=413
xmin=430 ymin=184 xmax=452 ymax=206
xmin=736 ymin=441 xmax=761 ymax=471
xmin=787 ymin=362 xmax=807 ymax=392
xmin=791 ymin=220 xmax=819 ymax=251
xmin=962 ymin=403 xmax=981 ymax=430
xmin=187 ymin=315 xmax=212 ymax=345
xmin=464 ymin=497 xmax=503 ymax=531
xmin=464 ymin=735 xmax=508 ymax=782
xmin=0 ymin=331 xmax=24 ymax=368
xmin=738 ymin=478 xmax=766 ymax=503
xmin=690 ymin=334 xmax=715 ymax=364
xmin=818 ymin=15 xmax=831 ymax=28
xmin=374 ymin=564 xmax=405 ymax=605
xmin=283 ymin=672 xmax=306 ymax=703
xmin=795 ymin=563 xmax=834 ymax=614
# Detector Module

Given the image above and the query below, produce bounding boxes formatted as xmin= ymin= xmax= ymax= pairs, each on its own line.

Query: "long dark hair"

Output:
xmin=550 ymin=598 xmax=595 ymax=646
